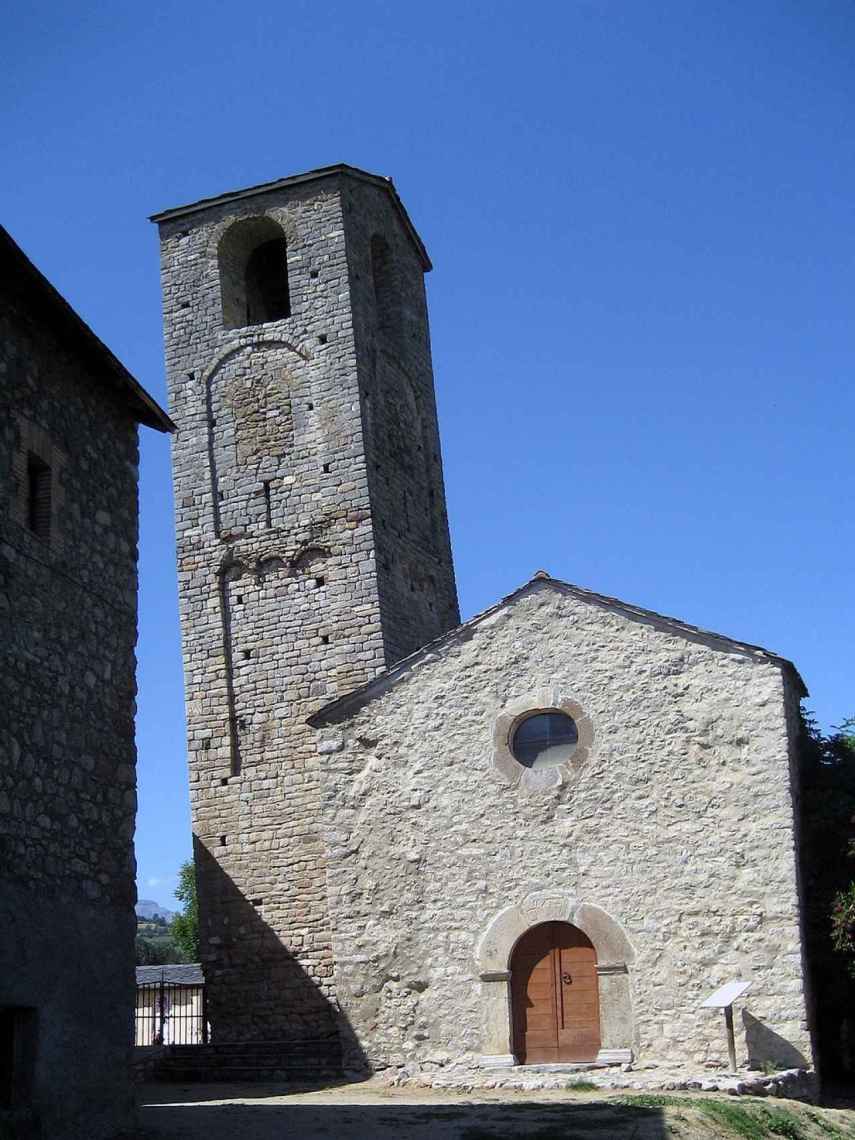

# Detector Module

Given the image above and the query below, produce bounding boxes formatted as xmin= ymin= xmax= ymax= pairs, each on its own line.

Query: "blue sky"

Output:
xmin=3 ymin=1 xmax=853 ymax=907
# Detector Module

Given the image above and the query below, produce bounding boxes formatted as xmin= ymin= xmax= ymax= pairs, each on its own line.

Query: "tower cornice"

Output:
xmin=150 ymin=163 xmax=432 ymax=271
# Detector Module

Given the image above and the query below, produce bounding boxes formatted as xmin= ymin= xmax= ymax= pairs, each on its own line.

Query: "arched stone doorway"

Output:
xmin=511 ymin=921 xmax=601 ymax=1064
xmin=475 ymin=895 xmax=635 ymax=1068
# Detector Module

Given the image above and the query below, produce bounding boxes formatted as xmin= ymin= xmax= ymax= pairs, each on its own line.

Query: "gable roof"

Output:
xmin=136 ymin=963 xmax=204 ymax=986
xmin=0 ymin=225 xmax=174 ymax=432
xmin=149 ymin=163 xmax=432 ymax=272
xmin=308 ymin=571 xmax=807 ymax=727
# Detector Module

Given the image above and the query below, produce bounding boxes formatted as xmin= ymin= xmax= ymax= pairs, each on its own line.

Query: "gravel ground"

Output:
xmin=136 ymin=1081 xmax=855 ymax=1140
xmin=138 ymin=1083 xmax=666 ymax=1139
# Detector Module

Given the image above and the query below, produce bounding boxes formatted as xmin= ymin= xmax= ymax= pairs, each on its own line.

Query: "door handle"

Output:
xmin=562 ymin=972 xmax=572 ymax=985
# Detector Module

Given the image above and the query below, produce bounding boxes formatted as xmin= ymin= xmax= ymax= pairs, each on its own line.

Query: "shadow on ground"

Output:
xmin=140 ymin=1077 xmax=366 ymax=1101
xmin=821 ymin=1082 xmax=855 ymax=1110
xmin=137 ymin=1088 xmax=667 ymax=1140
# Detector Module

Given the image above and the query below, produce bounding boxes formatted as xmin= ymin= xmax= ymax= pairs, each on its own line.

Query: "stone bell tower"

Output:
xmin=152 ymin=165 xmax=459 ymax=1048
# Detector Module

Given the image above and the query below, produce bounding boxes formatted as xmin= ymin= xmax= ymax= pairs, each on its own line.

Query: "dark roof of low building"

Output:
xmin=0 ymin=226 xmax=174 ymax=432
xmin=136 ymin=964 xmax=204 ymax=986
xmin=149 ymin=163 xmax=432 ymax=272
xmin=308 ymin=571 xmax=807 ymax=727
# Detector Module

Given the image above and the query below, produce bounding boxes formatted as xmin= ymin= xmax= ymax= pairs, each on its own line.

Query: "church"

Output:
xmin=153 ymin=164 xmax=813 ymax=1075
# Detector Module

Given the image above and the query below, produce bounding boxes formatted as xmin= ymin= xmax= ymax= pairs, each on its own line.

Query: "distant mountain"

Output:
xmin=136 ymin=898 xmax=175 ymax=922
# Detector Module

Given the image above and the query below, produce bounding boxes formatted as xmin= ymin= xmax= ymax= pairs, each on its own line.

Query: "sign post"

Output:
xmin=700 ymin=981 xmax=751 ymax=1074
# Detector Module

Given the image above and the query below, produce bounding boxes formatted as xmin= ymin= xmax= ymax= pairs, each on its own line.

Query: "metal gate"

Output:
xmin=135 ymin=976 xmax=208 ymax=1045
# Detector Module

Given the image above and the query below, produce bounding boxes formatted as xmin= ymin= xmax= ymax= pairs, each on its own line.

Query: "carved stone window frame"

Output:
xmin=491 ymin=691 xmax=593 ymax=792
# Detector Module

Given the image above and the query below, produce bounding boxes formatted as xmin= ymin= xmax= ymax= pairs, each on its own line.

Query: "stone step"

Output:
xmin=161 ymin=1050 xmax=339 ymax=1065
xmin=162 ymin=1051 xmax=337 ymax=1062
xmin=168 ymin=1039 xmax=337 ymax=1054
xmin=154 ymin=1039 xmax=343 ymax=1082
xmin=162 ymin=1065 xmax=342 ymax=1083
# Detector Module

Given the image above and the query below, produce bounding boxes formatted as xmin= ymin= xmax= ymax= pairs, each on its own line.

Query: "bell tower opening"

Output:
xmin=218 ymin=216 xmax=291 ymax=329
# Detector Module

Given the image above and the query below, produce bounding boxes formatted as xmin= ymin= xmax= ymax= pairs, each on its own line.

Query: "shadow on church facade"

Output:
xmin=192 ymin=838 xmax=368 ymax=1077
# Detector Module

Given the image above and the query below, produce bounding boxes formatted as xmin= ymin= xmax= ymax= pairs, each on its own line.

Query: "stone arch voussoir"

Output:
xmin=474 ymin=895 xmax=636 ymax=1067
xmin=475 ymin=896 xmax=634 ymax=975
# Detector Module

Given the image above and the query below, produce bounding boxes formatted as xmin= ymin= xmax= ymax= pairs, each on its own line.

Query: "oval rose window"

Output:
xmin=511 ymin=711 xmax=578 ymax=769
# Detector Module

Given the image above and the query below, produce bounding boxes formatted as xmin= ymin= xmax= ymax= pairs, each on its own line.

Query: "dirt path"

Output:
xmin=139 ymin=1084 xmax=664 ymax=1139
xmin=137 ymin=1081 xmax=855 ymax=1139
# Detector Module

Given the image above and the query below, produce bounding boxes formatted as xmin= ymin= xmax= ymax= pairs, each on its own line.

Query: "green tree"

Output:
xmin=832 ymin=882 xmax=855 ymax=975
xmin=798 ymin=710 xmax=855 ymax=1077
xmin=135 ymin=933 xmax=179 ymax=965
xmin=828 ymin=718 xmax=855 ymax=977
xmin=170 ymin=860 xmax=200 ymax=962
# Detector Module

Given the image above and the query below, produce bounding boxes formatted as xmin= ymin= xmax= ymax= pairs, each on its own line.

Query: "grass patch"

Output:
xmin=564 ymin=1080 xmax=599 ymax=1092
xmin=622 ymin=1096 xmax=814 ymax=1139
xmin=696 ymin=1101 xmax=807 ymax=1139
xmin=619 ymin=1093 xmax=686 ymax=1108
xmin=760 ymin=1109 xmax=810 ymax=1140
xmin=458 ymin=1094 xmax=845 ymax=1140
xmin=803 ymin=1112 xmax=849 ymax=1139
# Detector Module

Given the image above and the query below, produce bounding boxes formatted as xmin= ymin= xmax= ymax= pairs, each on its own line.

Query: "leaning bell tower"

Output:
xmin=152 ymin=165 xmax=459 ymax=1049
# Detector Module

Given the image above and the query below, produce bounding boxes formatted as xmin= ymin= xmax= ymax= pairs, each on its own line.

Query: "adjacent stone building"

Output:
xmin=0 ymin=226 xmax=172 ymax=1138
xmin=155 ymin=165 xmax=814 ymax=1076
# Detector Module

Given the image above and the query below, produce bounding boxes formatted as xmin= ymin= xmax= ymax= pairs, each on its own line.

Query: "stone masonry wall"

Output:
xmin=156 ymin=169 xmax=458 ymax=1042
xmin=314 ymin=582 xmax=813 ymax=1073
xmin=342 ymin=178 xmax=459 ymax=664
xmin=0 ymin=286 xmax=139 ymax=1138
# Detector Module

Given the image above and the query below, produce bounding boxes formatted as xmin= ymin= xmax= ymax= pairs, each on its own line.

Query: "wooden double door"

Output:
xmin=511 ymin=921 xmax=601 ymax=1064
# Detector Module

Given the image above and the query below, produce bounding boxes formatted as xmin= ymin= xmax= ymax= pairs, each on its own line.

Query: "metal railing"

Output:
xmin=135 ymin=978 xmax=208 ymax=1046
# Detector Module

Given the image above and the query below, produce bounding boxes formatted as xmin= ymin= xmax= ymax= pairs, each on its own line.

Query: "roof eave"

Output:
xmin=1 ymin=226 xmax=174 ymax=433
xmin=149 ymin=163 xmax=432 ymax=272
xmin=308 ymin=573 xmax=807 ymax=727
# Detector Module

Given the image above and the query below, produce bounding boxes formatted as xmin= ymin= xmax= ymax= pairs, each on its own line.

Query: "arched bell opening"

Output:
xmin=218 ymin=216 xmax=291 ymax=329
xmin=510 ymin=921 xmax=601 ymax=1064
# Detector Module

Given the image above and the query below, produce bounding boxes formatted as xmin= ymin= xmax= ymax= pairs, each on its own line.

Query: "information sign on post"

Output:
xmin=700 ymin=981 xmax=751 ymax=1073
